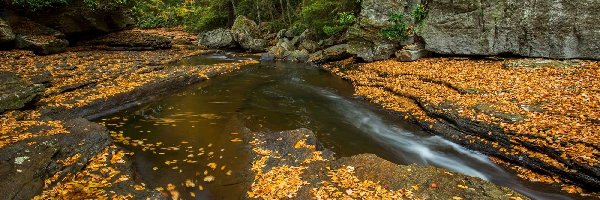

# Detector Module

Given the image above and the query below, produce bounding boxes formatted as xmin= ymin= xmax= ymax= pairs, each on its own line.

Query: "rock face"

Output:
xmin=198 ymin=28 xmax=236 ymax=49
xmin=422 ymin=0 xmax=600 ymax=60
xmin=20 ymin=1 xmax=134 ymax=36
xmin=0 ymin=18 xmax=15 ymax=44
xmin=231 ymin=16 xmax=267 ymax=52
xmin=80 ymin=30 xmax=172 ymax=50
xmin=0 ymin=72 xmax=44 ymax=113
xmin=347 ymin=0 xmax=416 ymax=62
xmin=10 ymin=18 xmax=69 ymax=55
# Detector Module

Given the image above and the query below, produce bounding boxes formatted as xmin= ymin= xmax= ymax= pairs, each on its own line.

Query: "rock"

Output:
xmin=0 ymin=72 xmax=44 ymax=113
xmin=396 ymin=49 xmax=428 ymax=62
xmin=79 ymin=30 xmax=172 ymax=50
xmin=0 ymin=118 xmax=162 ymax=199
xmin=284 ymin=29 xmax=296 ymax=39
xmin=28 ymin=71 xmax=52 ymax=86
xmin=20 ymin=1 xmax=134 ymax=36
xmin=0 ymin=18 xmax=15 ymax=44
xmin=347 ymin=0 xmax=411 ymax=62
xmin=231 ymin=16 xmax=267 ymax=52
xmin=396 ymin=43 xmax=429 ymax=62
xmin=276 ymin=29 xmax=287 ymax=39
xmin=502 ymin=59 xmax=582 ymax=69
xmin=287 ymin=49 xmax=310 ymax=63
xmin=260 ymin=53 xmax=276 ymax=62
xmin=263 ymin=38 xmax=294 ymax=61
xmin=422 ymin=0 xmax=600 ymax=60
xmin=10 ymin=18 xmax=68 ymax=55
xmin=299 ymin=39 xmax=319 ymax=53
xmin=247 ymin=128 xmax=529 ymax=200
xmin=309 ymin=44 xmax=352 ymax=64
xmin=474 ymin=104 xmax=526 ymax=124
xmin=197 ymin=28 xmax=236 ymax=49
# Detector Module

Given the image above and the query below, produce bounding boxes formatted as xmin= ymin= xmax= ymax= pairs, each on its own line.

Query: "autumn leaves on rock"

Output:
xmin=323 ymin=58 xmax=599 ymax=196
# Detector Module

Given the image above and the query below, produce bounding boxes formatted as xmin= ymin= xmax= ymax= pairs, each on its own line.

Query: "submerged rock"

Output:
xmin=0 ymin=72 xmax=44 ymax=113
xmin=422 ymin=0 xmax=600 ymax=60
xmin=231 ymin=16 xmax=267 ymax=52
xmin=197 ymin=28 xmax=236 ymax=49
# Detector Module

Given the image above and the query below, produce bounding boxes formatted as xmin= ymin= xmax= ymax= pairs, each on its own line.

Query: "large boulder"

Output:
xmin=231 ymin=16 xmax=267 ymax=52
xmin=11 ymin=18 xmax=68 ymax=55
xmin=21 ymin=1 xmax=134 ymax=36
xmin=0 ymin=18 xmax=15 ymax=44
xmin=347 ymin=0 xmax=416 ymax=62
xmin=0 ymin=72 xmax=44 ymax=113
xmin=422 ymin=0 xmax=600 ymax=60
xmin=198 ymin=28 xmax=236 ymax=49
xmin=79 ymin=30 xmax=172 ymax=50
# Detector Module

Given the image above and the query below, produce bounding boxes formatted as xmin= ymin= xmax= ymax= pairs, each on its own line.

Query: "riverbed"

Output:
xmin=97 ymin=52 xmax=578 ymax=199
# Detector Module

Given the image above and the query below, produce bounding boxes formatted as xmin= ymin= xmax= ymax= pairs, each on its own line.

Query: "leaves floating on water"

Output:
xmin=203 ymin=176 xmax=215 ymax=182
xmin=207 ymin=163 xmax=217 ymax=170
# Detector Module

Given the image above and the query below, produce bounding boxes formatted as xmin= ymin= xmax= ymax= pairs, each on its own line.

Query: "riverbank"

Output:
xmin=0 ymin=30 xmax=258 ymax=199
xmin=1 ymin=27 xmax=596 ymax=198
xmin=321 ymin=57 xmax=599 ymax=197
xmin=244 ymin=126 xmax=529 ymax=199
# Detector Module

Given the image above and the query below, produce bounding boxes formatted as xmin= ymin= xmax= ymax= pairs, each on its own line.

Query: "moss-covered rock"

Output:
xmin=0 ymin=72 xmax=44 ymax=113
xmin=231 ymin=16 xmax=267 ymax=52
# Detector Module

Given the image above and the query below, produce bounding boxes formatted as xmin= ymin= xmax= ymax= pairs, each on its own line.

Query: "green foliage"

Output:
xmin=337 ymin=12 xmax=356 ymax=26
xmin=380 ymin=12 xmax=409 ymax=40
xmin=411 ymin=4 xmax=427 ymax=24
xmin=299 ymin=0 xmax=359 ymax=38
xmin=321 ymin=11 xmax=356 ymax=37
xmin=11 ymin=0 xmax=68 ymax=10
xmin=322 ymin=25 xmax=344 ymax=37
xmin=11 ymin=0 xmax=132 ymax=11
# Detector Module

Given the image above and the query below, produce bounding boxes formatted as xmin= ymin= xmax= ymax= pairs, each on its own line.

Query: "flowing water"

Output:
xmin=97 ymin=53 xmax=578 ymax=199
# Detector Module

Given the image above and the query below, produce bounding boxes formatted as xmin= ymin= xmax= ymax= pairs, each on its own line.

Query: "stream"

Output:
xmin=97 ymin=53 xmax=577 ymax=199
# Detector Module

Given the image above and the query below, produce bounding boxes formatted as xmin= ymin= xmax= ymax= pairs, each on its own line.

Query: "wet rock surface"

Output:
xmin=79 ymin=30 xmax=172 ymax=50
xmin=246 ymin=128 xmax=528 ymax=199
xmin=0 ymin=71 xmax=44 ymax=113
xmin=0 ymin=118 xmax=111 ymax=199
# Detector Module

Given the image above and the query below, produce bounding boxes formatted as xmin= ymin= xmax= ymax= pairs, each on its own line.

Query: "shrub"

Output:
xmin=411 ymin=4 xmax=427 ymax=24
xmin=299 ymin=0 xmax=359 ymax=38
xmin=380 ymin=11 xmax=410 ymax=40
